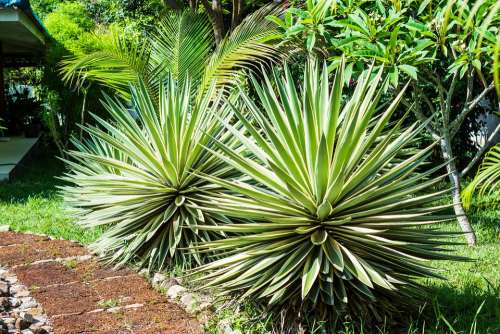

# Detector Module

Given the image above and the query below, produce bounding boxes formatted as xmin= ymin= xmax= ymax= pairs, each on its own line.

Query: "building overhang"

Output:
xmin=0 ymin=3 xmax=48 ymax=67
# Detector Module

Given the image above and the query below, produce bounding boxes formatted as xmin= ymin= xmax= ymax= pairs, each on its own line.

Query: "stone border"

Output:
xmin=0 ymin=266 xmax=53 ymax=334
xmin=144 ymin=272 xmax=242 ymax=334
xmin=0 ymin=227 xmax=203 ymax=333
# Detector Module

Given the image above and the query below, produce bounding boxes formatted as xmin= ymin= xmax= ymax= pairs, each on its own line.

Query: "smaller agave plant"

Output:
xmin=61 ymin=77 xmax=241 ymax=271
xmin=191 ymin=60 xmax=462 ymax=325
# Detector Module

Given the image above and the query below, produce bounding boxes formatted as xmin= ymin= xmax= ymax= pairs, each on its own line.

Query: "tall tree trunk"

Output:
xmin=211 ymin=0 xmax=225 ymax=44
xmin=231 ymin=0 xmax=243 ymax=30
xmin=0 ymin=42 xmax=5 ymax=121
xmin=188 ymin=0 xmax=198 ymax=12
xmin=201 ymin=0 xmax=225 ymax=44
xmin=440 ymin=135 xmax=477 ymax=246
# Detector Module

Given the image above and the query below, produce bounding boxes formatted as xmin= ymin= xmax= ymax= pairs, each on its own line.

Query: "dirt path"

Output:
xmin=0 ymin=231 xmax=203 ymax=334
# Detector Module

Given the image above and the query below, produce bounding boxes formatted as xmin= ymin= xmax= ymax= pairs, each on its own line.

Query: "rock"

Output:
xmin=19 ymin=312 xmax=34 ymax=324
xmin=159 ymin=278 xmax=180 ymax=291
xmin=180 ymin=293 xmax=197 ymax=312
xmin=0 ymin=319 xmax=8 ymax=334
xmin=32 ymin=314 xmax=47 ymax=324
xmin=197 ymin=301 xmax=213 ymax=312
xmin=15 ymin=318 xmax=30 ymax=331
xmin=0 ymin=283 xmax=8 ymax=297
xmin=0 ymin=226 xmax=9 ymax=232
xmin=8 ymin=298 xmax=20 ymax=308
xmin=166 ymin=285 xmax=186 ymax=299
xmin=18 ymin=298 xmax=37 ymax=310
xmin=138 ymin=269 xmax=149 ymax=277
xmin=217 ymin=319 xmax=241 ymax=334
xmin=37 ymin=326 xmax=52 ymax=334
xmin=32 ymin=328 xmax=48 ymax=334
xmin=2 ymin=276 xmax=16 ymax=285
xmin=151 ymin=273 xmax=167 ymax=288
xmin=1 ymin=319 xmax=14 ymax=326
xmin=10 ymin=286 xmax=29 ymax=298
xmin=0 ymin=297 xmax=9 ymax=311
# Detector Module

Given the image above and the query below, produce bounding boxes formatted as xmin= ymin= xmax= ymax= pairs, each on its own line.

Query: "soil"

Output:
xmin=0 ymin=232 xmax=48 ymax=246
xmin=0 ymin=239 xmax=87 ymax=267
xmin=13 ymin=261 xmax=79 ymax=287
xmin=0 ymin=231 xmax=203 ymax=333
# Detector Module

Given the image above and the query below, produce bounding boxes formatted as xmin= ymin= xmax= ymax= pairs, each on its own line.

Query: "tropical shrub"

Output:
xmin=191 ymin=61 xmax=460 ymax=329
xmin=61 ymin=77 xmax=241 ymax=270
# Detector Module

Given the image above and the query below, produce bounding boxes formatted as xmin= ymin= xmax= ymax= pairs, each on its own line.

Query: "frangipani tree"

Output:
xmin=271 ymin=0 xmax=500 ymax=245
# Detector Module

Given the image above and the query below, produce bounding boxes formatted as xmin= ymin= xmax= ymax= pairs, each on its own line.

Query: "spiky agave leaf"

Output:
xmin=60 ymin=76 xmax=241 ymax=271
xmin=191 ymin=60 xmax=462 ymax=324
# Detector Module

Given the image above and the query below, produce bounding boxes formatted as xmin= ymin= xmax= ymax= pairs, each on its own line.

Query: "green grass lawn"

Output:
xmin=0 ymin=154 xmax=498 ymax=333
xmin=0 ymin=153 xmax=101 ymax=244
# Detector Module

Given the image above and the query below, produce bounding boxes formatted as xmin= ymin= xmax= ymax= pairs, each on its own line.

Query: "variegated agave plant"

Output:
xmin=61 ymin=77 xmax=241 ymax=271
xmin=191 ymin=61 xmax=461 ymax=324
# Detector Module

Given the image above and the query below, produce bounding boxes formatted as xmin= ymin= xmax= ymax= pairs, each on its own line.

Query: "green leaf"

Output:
xmin=301 ymin=252 xmax=321 ymax=299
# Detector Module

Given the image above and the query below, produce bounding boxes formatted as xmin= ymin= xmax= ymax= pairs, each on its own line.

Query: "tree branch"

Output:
xmin=409 ymin=84 xmax=441 ymax=138
xmin=450 ymin=82 xmax=495 ymax=137
xmin=460 ymin=122 xmax=500 ymax=177
xmin=444 ymin=71 xmax=459 ymax=126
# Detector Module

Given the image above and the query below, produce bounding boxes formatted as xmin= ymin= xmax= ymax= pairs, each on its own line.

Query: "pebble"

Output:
xmin=0 ymin=267 xmax=53 ymax=334
xmin=167 ymin=285 xmax=186 ymax=299
xmin=15 ymin=318 xmax=30 ymax=331
xmin=0 ymin=283 xmax=8 ymax=297
xmin=180 ymin=293 xmax=197 ymax=312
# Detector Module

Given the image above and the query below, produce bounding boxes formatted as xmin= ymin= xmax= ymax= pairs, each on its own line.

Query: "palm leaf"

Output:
xmin=59 ymin=28 xmax=150 ymax=99
xmin=462 ymin=143 xmax=500 ymax=209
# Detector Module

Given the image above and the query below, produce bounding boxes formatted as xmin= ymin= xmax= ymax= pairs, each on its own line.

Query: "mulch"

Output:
xmin=0 ymin=231 xmax=203 ymax=334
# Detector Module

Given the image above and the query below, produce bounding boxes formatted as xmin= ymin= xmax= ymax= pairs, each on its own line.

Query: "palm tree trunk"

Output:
xmin=440 ymin=136 xmax=477 ymax=246
xmin=211 ymin=0 xmax=225 ymax=44
xmin=201 ymin=0 xmax=225 ymax=44
xmin=231 ymin=0 xmax=243 ymax=30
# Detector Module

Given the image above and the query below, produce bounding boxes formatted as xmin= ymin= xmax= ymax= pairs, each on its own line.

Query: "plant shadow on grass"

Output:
xmin=415 ymin=281 xmax=499 ymax=333
xmin=0 ymin=150 xmax=65 ymax=204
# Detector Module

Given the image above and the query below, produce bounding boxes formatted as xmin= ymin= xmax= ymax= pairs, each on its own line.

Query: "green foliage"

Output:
xmin=44 ymin=2 xmax=96 ymax=55
xmin=60 ymin=77 xmax=240 ymax=271
xmin=462 ymin=144 xmax=500 ymax=209
xmin=191 ymin=61 xmax=461 ymax=328
xmin=274 ymin=0 xmax=499 ymax=171
xmin=59 ymin=5 xmax=284 ymax=100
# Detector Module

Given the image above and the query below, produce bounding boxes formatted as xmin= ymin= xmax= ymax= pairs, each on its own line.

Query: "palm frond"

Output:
xmin=199 ymin=4 xmax=285 ymax=95
xmin=149 ymin=11 xmax=214 ymax=90
xmin=462 ymin=143 xmax=500 ymax=209
xmin=59 ymin=28 xmax=150 ymax=99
